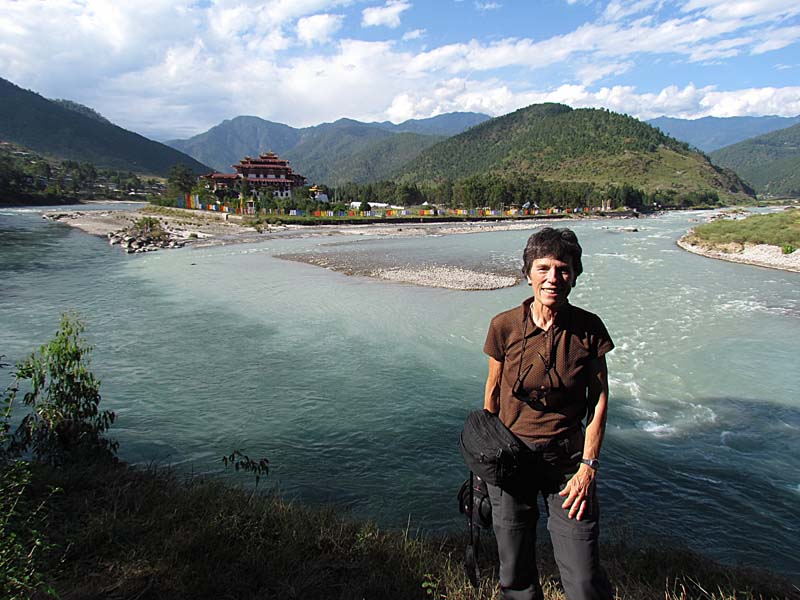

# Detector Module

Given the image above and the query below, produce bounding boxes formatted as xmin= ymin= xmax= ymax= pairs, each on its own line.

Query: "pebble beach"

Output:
xmin=677 ymin=235 xmax=800 ymax=273
xmin=42 ymin=206 xmax=800 ymax=290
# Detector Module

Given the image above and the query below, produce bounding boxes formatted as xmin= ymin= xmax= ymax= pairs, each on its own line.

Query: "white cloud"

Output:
xmin=603 ymin=0 xmax=664 ymax=22
xmin=402 ymin=28 xmax=425 ymax=41
xmin=699 ymin=86 xmax=800 ymax=117
xmin=576 ymin=61 xmax=634 ymax=85
xmin=0 ymin=0 xmax=798 ymax=139
xmin=681 ymin=0 xmax=800 ymax=22
xmin=383 ymin=78 xmax=800 ymax=124
xmin=296 ymin=13 xmax=345 ymax=46
xmin=750 ymin=25 xmax=800 ymax=54
xmin=362 ymin=1 xmax=411 ymax=28
xmin=475 ymin=2 xmax=501 ymax=11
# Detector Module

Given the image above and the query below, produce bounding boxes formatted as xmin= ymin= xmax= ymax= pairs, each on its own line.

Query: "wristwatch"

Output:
xmin=580 ymin=458 xmax=600 ymax=470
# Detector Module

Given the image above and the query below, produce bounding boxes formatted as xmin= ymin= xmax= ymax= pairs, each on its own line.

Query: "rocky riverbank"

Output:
xmin=677 ymin=235 xmax=800 ymax=273
xmin=106 ymin=229 xmax=187 ymax=253
xmin=41 ymin=205 xmax=651 ymax=288
xmin=42 ymin=207 xmax=265 ymax=252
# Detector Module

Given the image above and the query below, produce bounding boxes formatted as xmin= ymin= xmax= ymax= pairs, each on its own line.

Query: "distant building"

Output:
xmin=309 ymin=185 xmax=329 ymax=203
xmin=203 ymin=151 xmax=307 ymax=198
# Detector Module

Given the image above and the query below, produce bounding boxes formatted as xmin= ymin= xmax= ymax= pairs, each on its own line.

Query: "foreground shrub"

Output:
xmin=7 ymin=313 xmax=117 ymax=464
xmin=1 ymin=358 xmax=54 ymax=598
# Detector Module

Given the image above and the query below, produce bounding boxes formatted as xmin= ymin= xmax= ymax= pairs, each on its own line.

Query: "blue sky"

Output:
xmin=1 ymin=0 xmax=799 ymax=140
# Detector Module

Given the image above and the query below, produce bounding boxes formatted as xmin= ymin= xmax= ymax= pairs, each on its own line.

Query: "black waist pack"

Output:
xmin=459 ymin=409 xmax=531 ymax=487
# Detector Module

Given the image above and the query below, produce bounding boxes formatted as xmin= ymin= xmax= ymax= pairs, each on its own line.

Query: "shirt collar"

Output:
xmin=521 ymin=297 xmax=571 ymax=337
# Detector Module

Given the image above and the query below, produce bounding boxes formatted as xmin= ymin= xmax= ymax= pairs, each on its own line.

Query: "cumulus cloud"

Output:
xmin=361 ymin=1 xmax=411 ymax=28
xmin=296 ymin=13 xmax=345 ymax=45
xmin=475 ymin=2 xmax=501 ymax=11
xmin=0 ymin=0 xmax=798 ymax=139
xmin=402 ymin=28 xmax=425 ymax=40
xmin=385 ymin=80 xmax=800 ymax=122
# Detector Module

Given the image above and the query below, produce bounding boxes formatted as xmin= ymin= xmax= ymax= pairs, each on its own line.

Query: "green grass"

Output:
xmin=538 ymin=147 xmax=751 ymax=202
xmin=687 ymin=208 xmax=800 ymax=251
xmin=22 ymin=460 xmax=798 ymax=600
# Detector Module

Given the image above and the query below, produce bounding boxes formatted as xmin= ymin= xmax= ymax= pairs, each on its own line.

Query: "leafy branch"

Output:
xmin=222 ymin=449 xmax=270 ymax=487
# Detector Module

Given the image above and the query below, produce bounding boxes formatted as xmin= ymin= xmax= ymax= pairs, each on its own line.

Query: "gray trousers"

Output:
xmin=487 ymin=444 xmax=613 ymax=600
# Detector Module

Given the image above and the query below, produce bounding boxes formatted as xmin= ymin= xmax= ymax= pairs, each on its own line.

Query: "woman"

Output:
xmin=483 ymin=227 xmax=614 ymax=600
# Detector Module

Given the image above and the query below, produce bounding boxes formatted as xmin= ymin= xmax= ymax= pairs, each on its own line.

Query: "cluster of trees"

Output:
xmin=161 ymin=163 xmax=720 ymax=214
xmin=0 ymin=145 xmax=151 ymax=200
xmin=311 ymin=174 xmax=720 ymax=210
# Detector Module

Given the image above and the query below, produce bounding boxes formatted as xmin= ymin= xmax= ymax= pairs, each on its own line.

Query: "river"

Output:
xmin=1 ymin=204 xmax=798 ymax=578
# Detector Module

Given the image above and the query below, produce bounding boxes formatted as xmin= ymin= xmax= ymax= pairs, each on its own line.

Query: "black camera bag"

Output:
xmin=459 ymin=409 xmax=531 ymax=487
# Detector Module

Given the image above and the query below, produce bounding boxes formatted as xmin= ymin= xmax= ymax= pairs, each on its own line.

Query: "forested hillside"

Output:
xmin=710 ymin=123 xmax=800 ymax=197
xmin=398 ymin=103 xmax=752 ymax=202
xmin=166 ymin=113 xmax=484 ymax=180
xmin=167 ymin=116 xmax=302 ymax=172
xmin=0 ymin=77 xmax=209 ymax=176
xmin=372 ymin=112 xmax=489 ymax=136
xmin=285 ymin=121 xmax=442 ymax=183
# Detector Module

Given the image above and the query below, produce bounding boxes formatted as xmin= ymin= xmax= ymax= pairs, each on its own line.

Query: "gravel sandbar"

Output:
xmin=677 ymin=236 xmax=800 ymax=273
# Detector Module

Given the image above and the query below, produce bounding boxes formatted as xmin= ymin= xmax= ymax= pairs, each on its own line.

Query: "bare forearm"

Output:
xmin=583 ymin=355 xmax=609 ymax=460
xmin=582 ymin=402 xmax=607 ymax=460
xmin=561 ymin=356 xmax=609 ymax=520
xmin=484 ymin=357 xmax=503 ymax=412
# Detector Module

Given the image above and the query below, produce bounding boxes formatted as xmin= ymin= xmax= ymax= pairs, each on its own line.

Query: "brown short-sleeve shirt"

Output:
xmin=484 ymin=298 xmax=614 ymax=444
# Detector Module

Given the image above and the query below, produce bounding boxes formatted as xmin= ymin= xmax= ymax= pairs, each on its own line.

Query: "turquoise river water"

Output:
xmin=1 ymin=205 xmax=798 ymax=578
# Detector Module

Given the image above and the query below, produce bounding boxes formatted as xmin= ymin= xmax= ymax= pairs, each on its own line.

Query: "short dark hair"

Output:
xmin=521 ymin=227 xmax=583 ymax=279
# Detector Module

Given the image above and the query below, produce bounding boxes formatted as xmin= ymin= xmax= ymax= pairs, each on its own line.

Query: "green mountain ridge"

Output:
xmin=51 ymin=99 xmax=112 ymax=124
xmin=166 ymin=113 xmax=486 ymax=182
xmin=397 ymin=103 xmax=753 ymax=201
xmin=0 ymin=77 xmax=210 ymax=177
xmin=371 ymin=111 xmax=490 ymax=136
xmin=710 ymin=123 xmax=800 ymax=196
xmin=167 ymin=116 xmax=302 ymax=173
xmin=647 ymin=115 xmax=800 ymax=153
xmin=284 ymin=120 xmax=444 ymax=183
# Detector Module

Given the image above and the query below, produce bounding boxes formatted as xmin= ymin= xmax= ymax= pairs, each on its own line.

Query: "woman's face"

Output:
xmin=527 ymin=256 xmax=575 ymax=310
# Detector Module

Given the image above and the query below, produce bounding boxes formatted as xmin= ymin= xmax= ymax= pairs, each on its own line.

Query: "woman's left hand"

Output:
xmin=558 ymin=464 xmax=596 ymax=520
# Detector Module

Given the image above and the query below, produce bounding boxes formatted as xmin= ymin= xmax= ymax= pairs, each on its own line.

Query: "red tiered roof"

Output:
xmin=203 ymin=151 xmax=306 ymax=189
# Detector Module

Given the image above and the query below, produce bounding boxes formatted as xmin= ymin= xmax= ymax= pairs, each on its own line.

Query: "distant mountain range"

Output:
xmin=166 ymin=112 xmax=488 ymax=181
xmin=0 ymin=76 xmax=210 ymax=176
xmin=396 ymin=103 xmax=751 ymax=200
xmin=1 ymin=72 xmax=773 ymax=199
xmin=647 ymin=115 xmax=800 ymax=153
xmin=710 ymin=123 xmax=800 ymax=196
xmin=169 ymin=107 xmax=754 ymax=201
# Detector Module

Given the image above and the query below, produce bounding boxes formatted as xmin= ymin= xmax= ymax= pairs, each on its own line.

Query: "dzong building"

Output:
xmin=203 ymin=151 xmax=307 ymax=198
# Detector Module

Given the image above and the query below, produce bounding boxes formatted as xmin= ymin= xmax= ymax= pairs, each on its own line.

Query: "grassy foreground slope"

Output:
xmin=398 ymin=103 xmax=753 ymax=202
xmin=26 ymin=460 xmax=797 ymax=600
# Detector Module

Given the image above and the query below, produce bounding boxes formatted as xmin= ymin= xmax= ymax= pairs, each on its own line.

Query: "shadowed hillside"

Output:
xmin=710 ymin=122 xmax=800 ymax=197
xmin=0 ymin=77 xmax=210 ymax=176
